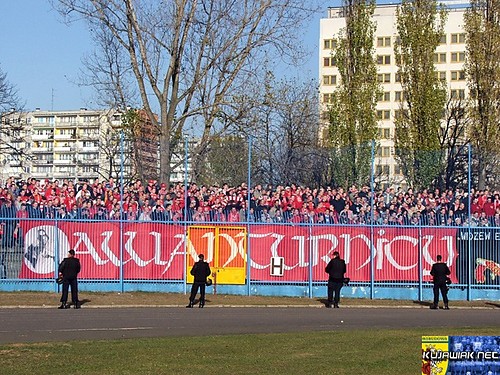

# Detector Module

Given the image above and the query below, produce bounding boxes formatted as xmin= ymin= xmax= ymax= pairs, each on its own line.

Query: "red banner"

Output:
xmin=19 ymin=221 xmax=458 ymax=282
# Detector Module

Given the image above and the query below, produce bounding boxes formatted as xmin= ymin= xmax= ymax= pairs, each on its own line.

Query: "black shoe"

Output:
xmin=444 ymin=305 xmax=449 ymax=310
xmin=334 ymin=303 xmax=339 ymax=308
xmin=58 ymin=303 xmax=69 ymax=309
xmin=430 ymin=304 xmax=438 ymax=310
xmin=326 ymin=304 xmax=332 ymax=308
xmin=74 ymin=303 xmax=80 ymax=309
xmin=186 ymin=303 xmax=193 ymax=308
xmin=199 ymin=303 xmax=204 ymax=308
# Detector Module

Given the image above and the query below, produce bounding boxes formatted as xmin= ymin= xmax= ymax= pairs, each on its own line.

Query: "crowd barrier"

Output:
xmin=0 ymin=218 xmax=499 ymax=301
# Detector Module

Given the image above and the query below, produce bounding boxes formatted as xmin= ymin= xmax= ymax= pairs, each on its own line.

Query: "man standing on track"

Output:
xmin=325 ymin=251 xmax=346 ymax=308
xmin=430 ymin=254 xmax=451 ymax=310
xmin=186 ymin=253 xmax=211 ymax=308
xmin=58 ymin=249 xmax=81 ymax=309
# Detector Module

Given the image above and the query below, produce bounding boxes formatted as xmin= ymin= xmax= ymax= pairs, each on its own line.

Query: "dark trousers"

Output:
xmin=327 ymin=281 xmax=343 ymax=304
xmin=61 ymin=277 xmax=79 ymax=304
xmin=433 ymin=282 xmax=448 ymax=306
xmin=189 ymin=282 xmax=206 ymax=304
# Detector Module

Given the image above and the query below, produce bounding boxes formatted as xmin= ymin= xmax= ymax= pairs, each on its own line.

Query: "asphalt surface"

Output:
xmin=0 ymin=306 xmax=498 ymax=345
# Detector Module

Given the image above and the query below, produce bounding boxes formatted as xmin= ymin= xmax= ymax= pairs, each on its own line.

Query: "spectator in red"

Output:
xmin=482 ymin=196 xmax=495 ymax=217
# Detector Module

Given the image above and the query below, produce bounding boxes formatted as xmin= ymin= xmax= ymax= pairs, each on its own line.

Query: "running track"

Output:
xmin=0 ymin=306 xmax=498 ymax=345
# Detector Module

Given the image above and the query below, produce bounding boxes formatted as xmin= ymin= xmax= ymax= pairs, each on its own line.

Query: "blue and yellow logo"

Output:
xmin=422 ymin=336 xmax=449 ymax=375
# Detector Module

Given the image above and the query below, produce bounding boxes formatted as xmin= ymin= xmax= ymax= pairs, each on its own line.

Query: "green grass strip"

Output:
xmin=0 ymin=327 xmax=498 ymax=375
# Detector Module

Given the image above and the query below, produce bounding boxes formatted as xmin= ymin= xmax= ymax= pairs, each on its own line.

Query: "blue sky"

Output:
xmin=0 ymin=0 xmax=406 ymax=112
xmin=0 ymin=0 xmax=95 ymax=111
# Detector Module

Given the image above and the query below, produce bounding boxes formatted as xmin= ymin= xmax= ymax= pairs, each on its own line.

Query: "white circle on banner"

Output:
xmin=23 ymin=225 xmax=70 ymax=274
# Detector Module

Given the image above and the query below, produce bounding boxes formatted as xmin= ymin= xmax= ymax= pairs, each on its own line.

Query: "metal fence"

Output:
xmin=0 ymin=217 xmax=498 ymax=301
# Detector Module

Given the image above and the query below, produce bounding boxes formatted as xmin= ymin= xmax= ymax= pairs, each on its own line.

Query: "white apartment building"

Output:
xmin=0 ymin=108 xmax=129 ymax=182
xmin=0 ymin=108 xmax=193 ymax=184
xmin=319 ymin=3 xmax=468 ymax=188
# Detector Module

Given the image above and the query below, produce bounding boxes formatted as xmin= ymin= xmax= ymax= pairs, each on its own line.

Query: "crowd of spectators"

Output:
xmin=1 ymin=176 xmax=500 ymax=228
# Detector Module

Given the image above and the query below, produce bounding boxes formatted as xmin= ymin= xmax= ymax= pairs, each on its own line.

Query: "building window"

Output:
xmin=82 ymin=115 xmax=96 ymax=123
xmin=375 ymin=164 xmax=391 ymax=174
xmin=450 ymin=70 xmax=465 ymax=81
xmin=433 ymin=53 xmax=447 ymax=63
xmin=323 ymin=93 xmax=334 ymax=103
xmin=451 ymin=33 xmax=465 ymax=44
xmin=394 ymin=164 xmax=402 ymax=175
xmin=59 ymin=154 xmax=73 ymax=161
xmin=377 ymin=55 xmax=391 ymax=65
xmin=323 ymin=75 xmax=337 ymax=85
xmin=323 ymin=57 xmax=336 ymax=67
xmin=451 ymin=52 xmax=465 ymax=63
xmin=324 ymin=39 xmax=336 ymax=49
xmin=394 ymin=109 xmax=409 ymax=120
xmin=83 ymin=140 xmax=98 ymax=148
xmin=36 ymin=117 xmax=55 ymax=124
xmin=377 ymin=110 xmax=391 ymax=120
xmin=379 ymin=128 xmax=391 ymax=139
xmin=436 ymin=71 xmax=447 ymax=81
xmin=439 ymin=34 xmax=447 ymax=44
xmin=450 ymin=89 xmax=465 ymax=100
xmin=395 ymin=91 xmax=409 ymax=102
xmin=376 ymin=148 xmax=391 ymax=159
xmin=378 ymin=91 xmax=391 ymax=102
xmin=377 ymin=36 xmax=391 ymax=47
xmin=377 ymin=73 xmax=391 ymax=83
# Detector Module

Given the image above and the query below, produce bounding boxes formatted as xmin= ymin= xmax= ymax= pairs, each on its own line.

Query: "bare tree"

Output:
xmin=0 ymin=67 xmax=29 ymax=178
xmin=436 ymin=97 xmax=470 ymax=190
xmin=52 ymin=0 xmax=320 ymax=185
xmin=246 ymin=73 xmax=321 ymax=186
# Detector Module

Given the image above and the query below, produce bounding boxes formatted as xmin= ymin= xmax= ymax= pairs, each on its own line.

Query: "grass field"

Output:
xmin=0 ymin=327 xmax=498 ymax=375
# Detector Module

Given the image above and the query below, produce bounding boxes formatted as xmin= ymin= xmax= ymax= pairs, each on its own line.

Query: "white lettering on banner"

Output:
xmin=290 ymin=235 xmax=306 ymax=269
xmin=235 ymin=232 xmax=247 ymax=262
xmin=150 ymin=231 xmax=166 ymax=265
xmin=382 ymin=233 xmax=418 ymax=271
xmin=21 ymin=223 xmax=458 ymax=281
xmin=312 ymin=234 xmax=339 ymax=266
xmin=422 ymin=234 xmax=455 ymax=276
xmin=341 ymin=233 xmax=373 ymax=271
xmin=123 ymin=231 xmax=152 ymax=266
xmin=248 ymin=233 xmax=284 ymax=269
xmin=186 ymin=231 xmax=215 ymax=263
xmin=161 ymin=234 xmax=185 ymax=275
xmin=73 ymin=231 xmax=120 ymax=266
xmin=459 ymin=231 xmax=491 ymax=241
xmin=219 ymin=233 xmax=240 ymax=268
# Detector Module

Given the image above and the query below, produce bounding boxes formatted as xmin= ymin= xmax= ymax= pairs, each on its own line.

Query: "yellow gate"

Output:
xmin=186 ymin=225 xmax=247 ymax=285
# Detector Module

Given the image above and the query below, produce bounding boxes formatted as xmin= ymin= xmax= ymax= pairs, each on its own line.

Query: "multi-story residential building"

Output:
xmin=0 ymin=108 xmax=195 ymax=184
xmin=319 ymin=2 xmax=468 ymax=188
xmin=1 ymin=108 xmax=136 ymax=183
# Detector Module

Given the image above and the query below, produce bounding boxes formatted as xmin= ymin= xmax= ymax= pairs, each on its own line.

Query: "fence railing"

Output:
xmin=0 ymin=217 xmax=499 ymax=301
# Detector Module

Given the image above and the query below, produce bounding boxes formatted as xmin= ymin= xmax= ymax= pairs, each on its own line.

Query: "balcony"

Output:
xmin=32 ymin=159 xmax=53 ymax=165
xmin=32 ymin=147 xmax=53 ymax=153
xmin=32 ymin=134 xmax=53 ymax=141
xmin=53 ymin=146 xmax=72 ymax=152
xmin=81 ymin=146 xmax=99 ymax=152
xmin=53 ymin=159 xmax=74 ymax=165
xmin=54 ymin=134 xmax=76 ymax=141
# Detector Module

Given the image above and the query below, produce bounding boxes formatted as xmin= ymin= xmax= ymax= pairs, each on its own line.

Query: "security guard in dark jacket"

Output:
xmin=325 ymin=251 xmax=346 ymax=308
xmin=58 ymin=249 xmax=81 ymax=309
xmin=186 ymin=254 xmax=211 ymax=308
xmin=430 ymin=254 xmax=451 ymax=310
